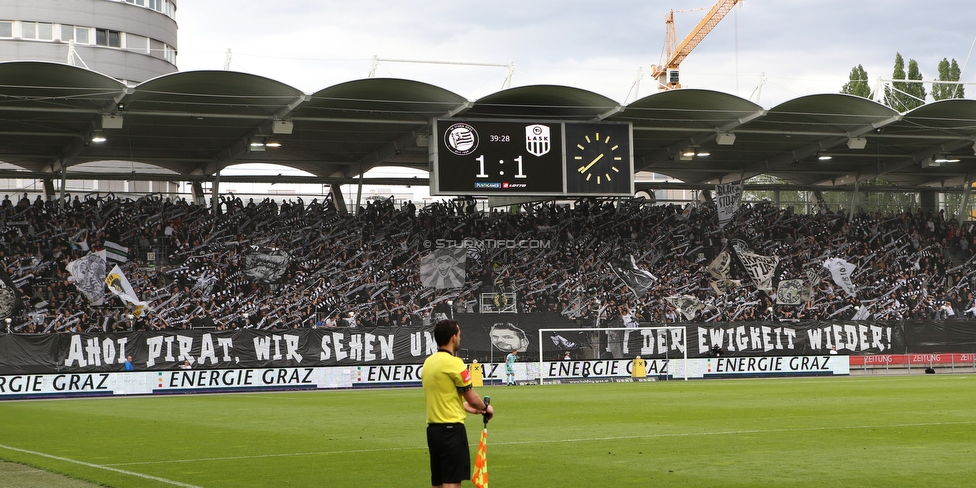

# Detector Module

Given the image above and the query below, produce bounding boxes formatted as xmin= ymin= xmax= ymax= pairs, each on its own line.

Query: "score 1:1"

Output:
xmin=475 ymin=155 xmax=527 ymax=178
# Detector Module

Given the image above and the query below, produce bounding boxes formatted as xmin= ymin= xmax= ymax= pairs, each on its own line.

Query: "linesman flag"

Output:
xmin=471 ymin=428 xmax=489 ymax=488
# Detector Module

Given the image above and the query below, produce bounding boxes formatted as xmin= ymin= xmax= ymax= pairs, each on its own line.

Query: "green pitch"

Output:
xmin=0 ymin=375 xmax=974 ymax=487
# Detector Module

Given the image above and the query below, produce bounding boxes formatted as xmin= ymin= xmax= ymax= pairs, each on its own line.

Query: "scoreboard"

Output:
xmin=430 ymin=118 xmax=634 ymax=197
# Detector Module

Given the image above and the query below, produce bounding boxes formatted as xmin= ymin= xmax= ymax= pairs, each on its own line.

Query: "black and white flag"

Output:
xmin=776 ymin=279 xmax=805 ymax=305
xmin=710 ymin=279 xmax=743 ymax=296
xmin=852 ymin=304 xmax=873 ymax=320
xmin=737 ymin=252 xmax=781 ymax=292
xmin=715 ymin=183 xmax=743 ymax=228
xmin=665 ymin=295 xmax=703 ymax=321
xmin=419 ymin=248 xmax=466 ymax=289
xmin=67 ymin=251 xmax=107 ymax=305
xmin=609 ymin=254 xmax=658 ymax=297
xmin=707 ymin=251 xmax=732 ymax=280
xmin=550 ymin=334 xmax=577 ymax=349
xmin=823 ymin=257 xmax=857 ymax=297
xmin=0 ymin=266 xmax=24 ymax=319
xmin=242 ymin=247 xmax=291 ymax=284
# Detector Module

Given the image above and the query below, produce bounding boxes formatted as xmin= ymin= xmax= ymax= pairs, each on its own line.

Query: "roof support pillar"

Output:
xmin=59 ymin=165 xmax=67 ymax=210
xmin=211 ymin=170 xmax=221 ymax=215
xmin=42 ymin=178 xmax=56 ymax=202
xmin=849 ymin=179 xmax=859 ymax=222
xmin=191 ymin=181 xmax=206 ymax=207
xmin=959 ymin=175 xmax=973 ymax=226
xmin=353 ymin=158 xmax=366 ymax=216
xmin=330 ymin=183 xmax=347 ymax=215
xmin=918 ymin=190 xmax=937 ymax=215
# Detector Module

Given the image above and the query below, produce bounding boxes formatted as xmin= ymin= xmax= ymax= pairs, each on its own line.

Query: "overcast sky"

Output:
xmin=176 ymin=0 xmax=976 ymax=108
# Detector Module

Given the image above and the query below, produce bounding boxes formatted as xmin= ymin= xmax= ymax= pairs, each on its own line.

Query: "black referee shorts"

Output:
xmin=426 ymin=423 xmax=470 ymax=485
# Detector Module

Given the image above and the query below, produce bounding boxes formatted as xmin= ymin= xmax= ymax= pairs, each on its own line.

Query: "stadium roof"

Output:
xmin=1 ymin=61 xmax=975 ymax=192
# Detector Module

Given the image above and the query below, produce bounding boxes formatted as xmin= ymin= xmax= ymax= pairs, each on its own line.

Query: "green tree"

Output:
xmin=886 ymin=53 xmax=926 ymax=111
xmin=841 ymin=64 xmax=872 ymax=98
xmin=904 ymin=58 xmax=927 ymax=109
xmin=932 ymin=58 xmax=965 ymax=100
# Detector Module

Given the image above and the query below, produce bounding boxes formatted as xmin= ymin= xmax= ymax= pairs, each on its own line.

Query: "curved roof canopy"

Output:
xmin=0 ymin=61 xmax=974 ymax=191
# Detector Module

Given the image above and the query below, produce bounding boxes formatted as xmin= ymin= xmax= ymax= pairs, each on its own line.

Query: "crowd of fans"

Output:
xmin=2 ymin=190 xmax=975 ymax=334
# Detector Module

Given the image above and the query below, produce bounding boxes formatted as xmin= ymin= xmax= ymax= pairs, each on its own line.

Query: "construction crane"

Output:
xmin=650 ymin=0 xmax=742 ymax=90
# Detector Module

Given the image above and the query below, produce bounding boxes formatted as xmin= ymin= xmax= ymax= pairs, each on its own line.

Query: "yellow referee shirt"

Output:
xmin=422 ymin=350 xmax=473 ymax=424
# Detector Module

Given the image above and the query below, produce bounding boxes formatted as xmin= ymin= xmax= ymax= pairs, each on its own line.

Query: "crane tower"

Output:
xmin=650 ymin=0 xmax=742 ymax=90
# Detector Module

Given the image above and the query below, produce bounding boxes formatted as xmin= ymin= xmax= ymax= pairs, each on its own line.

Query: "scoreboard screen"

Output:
xmin=430 ymin=118 xmax=633 ymax=197
xmin=431 ymin=119 xmax=565 ymax=195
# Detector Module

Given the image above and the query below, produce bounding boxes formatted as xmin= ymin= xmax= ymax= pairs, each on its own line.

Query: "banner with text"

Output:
xmin=4 ymin=318 xmax=976 ymax=374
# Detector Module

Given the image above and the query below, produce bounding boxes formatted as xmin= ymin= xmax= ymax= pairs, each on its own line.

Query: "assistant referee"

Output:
xmin=422 ymin=319 xmax=494 ymax=488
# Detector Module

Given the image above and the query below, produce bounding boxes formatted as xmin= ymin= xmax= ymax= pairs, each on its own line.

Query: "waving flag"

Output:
xmin=0 ymin=265 xmax=24 ymax=319
xmin=106 ymin=264 xmax=149 ymax=317
xmin=609 ymin=255 xmax=657 ymax=297
xmin=419 ymin=249 xmax=466 ymax=289
xmin=471 ymin=428 xmax=489 ymax=488
xmin=104 ymin=240 xmax=129 ymax=263
xmin=67 ymin=251 xmax=107 ymax=305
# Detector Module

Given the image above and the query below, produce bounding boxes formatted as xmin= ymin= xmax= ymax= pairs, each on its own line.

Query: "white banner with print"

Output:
xmin=715 ymin=183 xmax=743 ymax=228
xmin=823 ymin=257 xmax=857 ymax=297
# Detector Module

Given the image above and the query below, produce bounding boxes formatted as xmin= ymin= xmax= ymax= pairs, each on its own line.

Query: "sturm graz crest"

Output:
xmin=444 ymin=123 xmax=479 ymax=156
xmin=525 ymin=124 xmax=551 ymax=157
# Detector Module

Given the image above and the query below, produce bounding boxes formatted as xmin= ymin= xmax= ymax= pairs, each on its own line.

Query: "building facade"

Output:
xmin=0 ymin=0 xmax=177 ymax=84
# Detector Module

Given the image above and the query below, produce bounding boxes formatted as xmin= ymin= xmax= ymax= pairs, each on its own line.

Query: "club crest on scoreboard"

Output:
xmin=444 ymin=122 xmax=479 ymax=156
xmin=525 ymin=124 xmax=551 ymax=157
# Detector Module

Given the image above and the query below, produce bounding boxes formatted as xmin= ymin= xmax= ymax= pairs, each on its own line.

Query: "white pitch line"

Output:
xmin=104 ymin=419 xmax=976 ymax=467
xmin=0 ymin=443 xmax=202 ymax=488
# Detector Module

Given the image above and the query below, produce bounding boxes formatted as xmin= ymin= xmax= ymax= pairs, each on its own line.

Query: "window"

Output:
xmin=22 ymin=22 xmax=53 ymax=40
xmin=149 ymin=0 xmax=163 ymax=12
xmin=0 ymin=22 xmax=11 ymax=38
xmin=95 ymin=28 xmax=120 ymax=47
xmin=59 ymin=25 xmax=89 ymax=43
xmin=149 ymin=38 xmax=164 ymax=59
xmin=126 ymin=0 xmax=146 ymax=6
xmin=75 ymin=26 xmax=89 ymax=44
xmin=126 ymin=34 xmax=147 ymax=53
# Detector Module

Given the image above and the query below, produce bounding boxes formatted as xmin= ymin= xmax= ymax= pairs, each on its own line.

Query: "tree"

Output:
xmin=841 ymin=64 xmax=872 ymax=98
xmin=886 ymin=53 xmax=925 ymax=111
xmin=904 ymin=58 xmax=927 ymax=109
xmin=932 ymin=58 xmax=965 ymax=100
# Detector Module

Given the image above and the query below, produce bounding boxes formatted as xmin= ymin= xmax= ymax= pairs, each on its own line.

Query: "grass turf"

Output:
xmin=0 ymin=375 xmax=973 ymax=487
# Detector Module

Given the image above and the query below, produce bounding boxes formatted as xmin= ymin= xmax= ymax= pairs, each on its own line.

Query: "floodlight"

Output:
xmin=91 ymin=130 xmax=106 ymax=143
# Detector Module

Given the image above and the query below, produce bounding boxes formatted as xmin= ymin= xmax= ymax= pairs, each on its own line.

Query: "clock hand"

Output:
xmin=578 ymin=153 xmax=604 ymax=174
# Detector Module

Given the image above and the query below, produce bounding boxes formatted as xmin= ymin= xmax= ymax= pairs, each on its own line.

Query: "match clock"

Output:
xmin=564 ymin=122 xmax=634 ymax=196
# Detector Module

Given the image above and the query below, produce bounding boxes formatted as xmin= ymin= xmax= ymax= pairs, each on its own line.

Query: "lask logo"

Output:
xmin=525 ymin=124 xmax=550 ymax=157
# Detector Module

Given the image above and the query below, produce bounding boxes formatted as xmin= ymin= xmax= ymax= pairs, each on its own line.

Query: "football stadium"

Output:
xmin=1 ymin=1 xmax=976 ymax=487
